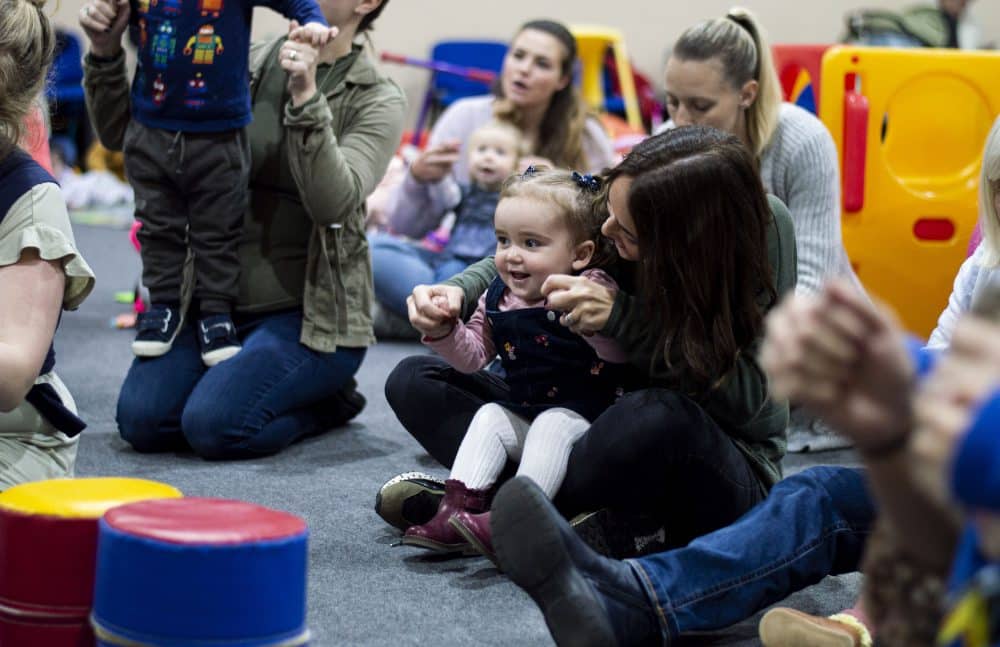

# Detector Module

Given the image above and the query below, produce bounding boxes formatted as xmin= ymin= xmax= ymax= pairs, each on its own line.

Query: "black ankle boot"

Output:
xmin=492 ymin=477 xmax=666 ymax=646
xmin=325 ymin=378 xmax=366 ymax=427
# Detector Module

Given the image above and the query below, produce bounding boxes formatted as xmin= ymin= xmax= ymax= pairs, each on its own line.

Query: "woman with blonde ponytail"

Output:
xmin=662 ymin=8 xmax=860 ymax=293
xmin=0 ymin=0 xmax=96 ymax=488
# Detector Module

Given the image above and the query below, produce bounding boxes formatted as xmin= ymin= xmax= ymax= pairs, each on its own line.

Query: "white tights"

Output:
xmin=449 ymin=402 xmax=589 ymax=498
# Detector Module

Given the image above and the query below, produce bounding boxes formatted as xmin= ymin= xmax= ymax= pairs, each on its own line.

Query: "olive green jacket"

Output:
xmin=446 ymin=195 xmax=797 ymax=488
xmin=82 ymin=38 xmax=406 ymax=352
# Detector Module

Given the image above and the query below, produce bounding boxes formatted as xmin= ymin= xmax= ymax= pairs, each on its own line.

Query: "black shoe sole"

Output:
xmin=374 ymin=473 xmax=446 ymax=531
xmin=493 ymin=478 xmax=618 ymax=647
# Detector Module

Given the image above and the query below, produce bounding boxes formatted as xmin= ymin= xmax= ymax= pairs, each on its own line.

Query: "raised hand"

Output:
xmin=912 ymin=316 xmax=1000 ymax=499
xmin=280 ymin=21 xmax=328 ymax=108
xmin=79 ymin=0 xmax=130 ymax=58
xmin=409 ymin=141 xmax=462 ymax=184
xmin=760 ymin=280 xmax=915 ymax=453
xmin=289 ymin=20 xmax=338 ymax=48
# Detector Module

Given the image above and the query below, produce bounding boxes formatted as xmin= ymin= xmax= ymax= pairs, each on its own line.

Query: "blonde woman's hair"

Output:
xmin=499 ymin=167 xmax=615 ymax=268
xmin=494 ymin=19 xmax=594 ymax=171
xmin=673 ymin=7 xmax=783 ymax=157
xmin=979 ymin=117 xmax=1000 ymax=267
xmin=0 ymin=0 xmax=54 ymax=160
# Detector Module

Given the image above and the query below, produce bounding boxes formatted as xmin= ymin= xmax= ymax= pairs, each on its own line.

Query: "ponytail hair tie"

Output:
xmin=571 ymin=171 xmax=602 ymax=193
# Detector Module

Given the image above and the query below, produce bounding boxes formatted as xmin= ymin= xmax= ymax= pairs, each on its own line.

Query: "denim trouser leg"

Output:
xmin=116 ymin=322 xmax=206 ymax=452
xmin=630 ymin=466 xmax=874 ymax=639
xmin=117 ymin=311 xmax=366 ymax=459
xmin=181 ymin=312 xmax=365 ymax=459
xmin=369 ymin=235 xmax=437 ymax=316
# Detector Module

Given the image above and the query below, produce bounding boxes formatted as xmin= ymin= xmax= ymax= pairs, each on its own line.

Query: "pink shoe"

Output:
xmin=401 ymin=480 xmax=490 ymax=556
xmin=449 ymin=510 xmax=496 ymax=566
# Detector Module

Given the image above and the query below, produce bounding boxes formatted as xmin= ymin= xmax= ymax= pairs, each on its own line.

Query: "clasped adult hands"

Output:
xmin=912 ymin=315 xmax=1000 ymax=499
xmin=281 ymin=21 xmax=340 ymax=108
xmin=760 ymin=280 xmax=915 ymax=453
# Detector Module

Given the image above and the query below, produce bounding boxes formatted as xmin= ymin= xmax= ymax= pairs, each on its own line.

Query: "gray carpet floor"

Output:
xmin=59 ymin=222 xmax=861 ymax=646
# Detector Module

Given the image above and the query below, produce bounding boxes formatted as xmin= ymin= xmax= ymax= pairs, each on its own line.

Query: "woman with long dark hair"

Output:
xmin=380 ymin=126 xmax=796 ymax=556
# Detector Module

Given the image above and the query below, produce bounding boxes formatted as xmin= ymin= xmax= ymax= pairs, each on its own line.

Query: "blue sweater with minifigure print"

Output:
xmin=129 ymin=0 xmax=326 ymax=132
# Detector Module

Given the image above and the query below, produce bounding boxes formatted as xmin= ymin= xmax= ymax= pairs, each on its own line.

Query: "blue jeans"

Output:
xmin=369 ymin=234 xmax=473 ymax=316
xmin=116 ymin=310 xmax=365 ymax=459
xmin=630 ymin=466 xmax=874 ymax=638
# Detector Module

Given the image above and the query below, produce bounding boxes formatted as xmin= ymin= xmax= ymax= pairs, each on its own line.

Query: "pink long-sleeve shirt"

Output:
xmin=424 ymin=269 xmax=626 ymax=372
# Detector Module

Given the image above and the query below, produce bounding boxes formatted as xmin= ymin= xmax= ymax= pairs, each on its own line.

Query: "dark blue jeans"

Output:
xmin=630 ymin=466 xmax=874 ymax=638
xmin=369 ymin=234 xmax=472 ymax=316
xmin=116 ymin=310 xmax=365 ymax=459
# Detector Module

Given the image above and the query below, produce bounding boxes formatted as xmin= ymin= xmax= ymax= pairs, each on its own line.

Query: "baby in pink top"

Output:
xmin=402 ymin=167 xmax=630 ymax=562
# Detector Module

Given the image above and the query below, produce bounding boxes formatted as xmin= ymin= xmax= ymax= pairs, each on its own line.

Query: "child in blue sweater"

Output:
xmin=81 ymin=0 xmax=332 ymax=366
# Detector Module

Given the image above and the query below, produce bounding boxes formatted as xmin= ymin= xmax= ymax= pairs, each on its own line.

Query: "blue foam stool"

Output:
xmin=90 ymin=497 xmax=309 ymax=646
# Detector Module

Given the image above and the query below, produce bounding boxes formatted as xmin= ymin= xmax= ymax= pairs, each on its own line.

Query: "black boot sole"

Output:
xmin=493 ymin=478 xmax=618 ymax=647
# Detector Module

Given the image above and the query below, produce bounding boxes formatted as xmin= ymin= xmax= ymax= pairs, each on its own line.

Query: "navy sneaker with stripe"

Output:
xmin=132 ymin=304 xmax=183 ymax=358
xmin=198 ymin=313 xmax=241 ymax=366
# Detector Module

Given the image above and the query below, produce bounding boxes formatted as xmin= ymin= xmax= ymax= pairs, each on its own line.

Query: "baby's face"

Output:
xmin=468 ymin=130 xmax=519 ymax=190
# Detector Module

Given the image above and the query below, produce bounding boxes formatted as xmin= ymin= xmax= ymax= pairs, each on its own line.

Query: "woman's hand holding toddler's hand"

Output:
xmin=282 ymin=21 xmax=337 ymax=108
xmin=407 ymin=284 xmax=464 ymax=339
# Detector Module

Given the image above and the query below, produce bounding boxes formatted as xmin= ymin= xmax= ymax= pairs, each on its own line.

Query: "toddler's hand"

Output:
xmin=290 ymin=21 xmax=339 ymax=48
xmin=408 ymin=284 xmax=463 ymax=339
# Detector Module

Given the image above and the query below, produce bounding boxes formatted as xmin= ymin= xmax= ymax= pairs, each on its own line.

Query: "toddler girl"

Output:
xmin=401 ymin=167 xmax=630 ymax=562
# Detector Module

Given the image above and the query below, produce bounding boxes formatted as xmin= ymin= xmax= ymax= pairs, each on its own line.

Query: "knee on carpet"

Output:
xmin=116 ymin=401 xmax=180 ymax=453
xmin=181 ymin=405 xmax=250 ymax=460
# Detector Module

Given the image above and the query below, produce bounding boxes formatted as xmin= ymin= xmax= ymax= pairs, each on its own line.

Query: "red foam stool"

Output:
xmin=0 ymin=478 xmax=182 ymax=647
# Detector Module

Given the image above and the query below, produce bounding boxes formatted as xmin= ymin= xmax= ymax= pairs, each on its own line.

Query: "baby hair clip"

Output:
xmin=521 ymin=165 xmax=540 ymax=178
xmin=572 ymin=171 xmax=602 ymax=193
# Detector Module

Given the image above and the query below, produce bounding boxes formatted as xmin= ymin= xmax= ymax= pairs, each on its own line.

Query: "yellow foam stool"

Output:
xmin=0 ymin=478 xmax=182 ymax=647
xmin=0 ymin=477 xmax=181 ymax=517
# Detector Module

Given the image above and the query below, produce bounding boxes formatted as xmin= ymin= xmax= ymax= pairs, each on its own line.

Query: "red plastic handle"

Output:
xmin=913 ymin=218 xmax=955 ymax=242
xmin=842 ymin=75 xmax=868 ymax=213
xmin=380 ymin=52 xmax=407 ymax=64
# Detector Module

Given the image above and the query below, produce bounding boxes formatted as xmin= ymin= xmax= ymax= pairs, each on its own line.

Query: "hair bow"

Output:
xmin=572 ymin=171 xmax=602 ymax=193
